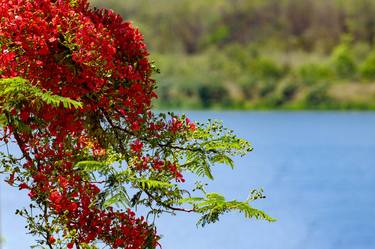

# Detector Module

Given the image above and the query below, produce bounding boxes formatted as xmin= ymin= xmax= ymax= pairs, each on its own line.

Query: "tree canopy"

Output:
xmin=0 ymin=1 xmax=273 ymax=248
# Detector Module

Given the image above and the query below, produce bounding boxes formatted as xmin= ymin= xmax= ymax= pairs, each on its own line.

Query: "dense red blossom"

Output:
xmin=0 ymin=0 xmax=194 ymax=247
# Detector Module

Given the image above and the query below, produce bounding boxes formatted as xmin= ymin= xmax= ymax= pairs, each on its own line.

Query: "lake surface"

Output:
xmin=1 ymin=111 xmax=375 ymax=249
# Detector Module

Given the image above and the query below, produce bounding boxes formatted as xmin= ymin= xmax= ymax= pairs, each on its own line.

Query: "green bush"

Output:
xmin=239 ymin=78 xmax=258 ymax=100
xmin=330 ymin=43 xmax=357 ymax=79
xmin=249 ymin=57 xmax=285 ymax=80
xmin=257 ymin=80 xmax=278 ymax=97
xmin=198 ymin=84 xmax=230 ymax=108
xmin=278 ymin=80 xmax=299 ymax=103
xmin=360 ymin=50 xmax=375 ymax=80
xmin=304 ymin=84 xmax=331 ymax=107
xmin=297 ymin=63 xmax=334 ymax=85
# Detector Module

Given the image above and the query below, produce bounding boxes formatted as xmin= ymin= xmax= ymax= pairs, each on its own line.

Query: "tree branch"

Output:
xmin=143 ymin=189 xmax=195 ymax=213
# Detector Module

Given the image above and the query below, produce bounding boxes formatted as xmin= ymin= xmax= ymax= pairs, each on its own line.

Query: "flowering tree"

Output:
xmin=0 ymin=0 xmax=274 ymax=248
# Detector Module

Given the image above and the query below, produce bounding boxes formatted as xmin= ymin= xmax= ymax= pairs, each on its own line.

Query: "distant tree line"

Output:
xmin=91 ymin=0 xmax=375 ymax=110
xmin=92 ymin=0 xmax=375 ymax=53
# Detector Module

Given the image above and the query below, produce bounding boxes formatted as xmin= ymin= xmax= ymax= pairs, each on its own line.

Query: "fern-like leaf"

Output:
xmin=0 ymin=77 xmax=83 ymax=110
xmin=179 ymin=192 xmax=276 ymax=227
xmin=131 ymin=178 xmax=173 ymax=190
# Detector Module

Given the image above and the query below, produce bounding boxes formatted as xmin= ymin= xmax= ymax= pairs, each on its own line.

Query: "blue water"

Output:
xmin=1 ymin=112 xmax=375 ymax=249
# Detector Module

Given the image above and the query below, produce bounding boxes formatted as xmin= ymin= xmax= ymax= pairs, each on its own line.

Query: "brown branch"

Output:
xmin=6 ymin=113 xmax=53 ymax=248
xmin=143 ymin=189 xmax=195 ymax=213
xmin=100 ymin=108 xmax=128 ymax=155
xmin=12 ymin=130 xmax=45 ymax=172
xmin=43 ymin=203 xmax=54 ymax=249
xmin=12 ymin=129 xmax=32 ymax=162
xmin=99 ymin=111 xmax=215 ymax=154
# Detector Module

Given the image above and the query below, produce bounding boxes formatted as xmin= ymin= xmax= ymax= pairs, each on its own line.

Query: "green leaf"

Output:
xmin=178 ymin=192 xmax=276 ymax=226
xmin=0 ymin=113 xmax=8 ymax=126
xmin=132 ymin=178 xmax=173 ymax=190
xmin=75 ymin=161 xmax=106 ymax=171
xmin=210 ymin=154 xmax=234 ymax=168
xmin=0 ymin=77 xmax=83 ymax=110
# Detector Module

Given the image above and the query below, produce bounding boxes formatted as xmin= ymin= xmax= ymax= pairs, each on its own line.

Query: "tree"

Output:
xmin=0 ymin=1 xmax=274 ymax=248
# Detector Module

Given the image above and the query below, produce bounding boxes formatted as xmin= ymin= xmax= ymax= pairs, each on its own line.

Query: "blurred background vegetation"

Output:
xmin=91 ymin=0 xmax=375 ymax=110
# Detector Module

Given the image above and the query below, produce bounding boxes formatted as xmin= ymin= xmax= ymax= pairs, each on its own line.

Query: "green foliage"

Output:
xmin=360 ymin=50 xmax=375 ymax=80
xmin=204 ymin=25 xmax=230 ymax=45
xmin=296 ymin=63 xmax=334 ymax=85
xmin=267 ymin=80 xmax=299 ymax=107
xmin=92 ymin=0 xmax=375 ymax=54
xmin=330 ymin=40 xmax=357 ymax=79
xmin=72 ymin=118 xmax=274 ymax=226
xmin=249 ymin=58 xmax=285 ymax=80
xmin=91 ymin=0 xmax=375 ymax=110
xmin=197 ymin=84 xmax=229 ymax=108
xmin=0 ymin=77 xmax=274 ymax=247
xmin=304 ymin=84 xmax=332 ymax=108
xmin=180 ymin=190 xmax=276 ymax=227
xmin=279 ymin=80 xmax=299 ymax=101
xmin=186 ymin=119 xmax=252 ymax=178
xmin=75 ymin=161 xmax=108 ymax=173
xmin=0 ymin=77 xmax=83 ymax=112
xmin=0 ymin=151 xmax=22 ymax=175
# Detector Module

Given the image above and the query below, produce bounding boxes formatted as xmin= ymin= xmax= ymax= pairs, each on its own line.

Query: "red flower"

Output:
xmin=131 ymin=121 xmax=141 ymax=131
xmin=58 ymin=176 xmax=68 ymax=189
xmin=0 ymin=0 xmax=182 ymax=247
xmin=130 ymin=140 xmax=143 ymax=154
xmin=6 ymin=173 xmax=15 ymax=185
xmin=18 ymin=183 xmax=29 ymax=190
xmin=48 ymin=236 xmax=56 ymax=245
xmin=49 ymin=191 xmax=62 ymax=204
xmin=190 ymin=123 xmax=197 ymax=131
xmin=28 ymin=191 xmax=37 ymax=199
xmin=3 ymin=51 xmax=16 ymax=61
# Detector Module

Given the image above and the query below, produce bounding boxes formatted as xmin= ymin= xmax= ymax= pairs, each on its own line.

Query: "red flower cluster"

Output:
xmin=0 ymin=0 xmax=155 ymax=127
xmin=0 ymin=0 xmax=200 ymax=247
xmin=0 ymin=0 xmax=199 ymax=247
